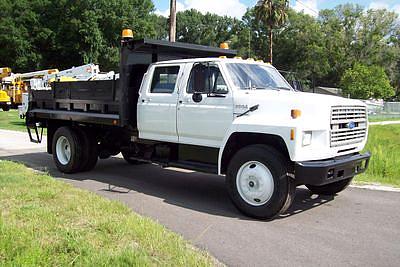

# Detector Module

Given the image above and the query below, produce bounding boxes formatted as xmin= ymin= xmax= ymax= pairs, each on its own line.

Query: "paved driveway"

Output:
xmin=1 ymin=129 xmax=399 ymax=266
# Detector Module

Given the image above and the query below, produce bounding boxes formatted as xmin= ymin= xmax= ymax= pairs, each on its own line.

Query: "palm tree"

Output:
xmin=255 ymin=0 xmax=289 ymax=64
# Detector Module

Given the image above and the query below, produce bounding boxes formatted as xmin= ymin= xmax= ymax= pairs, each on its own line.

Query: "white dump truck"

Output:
xmin=26 ymin=30 xmax=370 ymax=219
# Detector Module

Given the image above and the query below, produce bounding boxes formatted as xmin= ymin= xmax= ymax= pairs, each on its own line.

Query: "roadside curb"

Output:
xmin=350 ymin=184 xmax=400 ymax=192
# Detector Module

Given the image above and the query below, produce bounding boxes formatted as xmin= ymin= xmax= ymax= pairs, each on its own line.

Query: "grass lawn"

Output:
xmin=368 ymin=115 xmax=400 ymax=122
xmin=355 ymin=124 xmax=400 ymax=187
xmin=0 ymin=161 xmax=214 ymax=266
xmin=0 ymin=109 xmax=26 ymax=132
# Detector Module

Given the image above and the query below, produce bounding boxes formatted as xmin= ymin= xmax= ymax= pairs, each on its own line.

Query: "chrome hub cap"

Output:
xmin=56 ymin=136 xmax=71 ymax=165
xmin=236 ymin=161 xmax=274 ymax=206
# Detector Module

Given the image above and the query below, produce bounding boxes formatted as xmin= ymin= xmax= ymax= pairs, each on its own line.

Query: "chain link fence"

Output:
xmin=363 ymin=100 xmax=400 ymax=120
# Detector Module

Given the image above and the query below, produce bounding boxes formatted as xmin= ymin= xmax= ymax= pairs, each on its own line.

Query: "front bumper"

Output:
xmin=295 ymin=152 xmax=371 ymax=186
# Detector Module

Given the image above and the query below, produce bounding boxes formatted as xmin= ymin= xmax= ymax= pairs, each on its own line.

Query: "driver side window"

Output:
xmin=187 ymin=63 xmax=228 ymax=94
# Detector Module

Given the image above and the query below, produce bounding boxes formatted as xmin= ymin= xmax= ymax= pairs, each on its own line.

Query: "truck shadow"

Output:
xmin=1 ymin=152 xmax=335 ymax=221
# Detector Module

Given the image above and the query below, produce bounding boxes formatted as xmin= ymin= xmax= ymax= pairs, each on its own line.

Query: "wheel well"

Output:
xmin=47 ymin=121 xmax=71 ymax=154
xmin=220 ymin=132 xmax=290 ymax=174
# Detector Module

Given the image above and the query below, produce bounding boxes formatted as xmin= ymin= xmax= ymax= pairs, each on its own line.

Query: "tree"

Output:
xmin=254 ymin=0 xmax=289 ymax=64
xmin=273 ymin=9 xmax=329 ymax=87
xmin=175 ymin=9 xmax=241 ymax=47
xmin=0 ymin=0 xmax=158 ymax=72
xmin=319 ymin=5 xmax=400 ymax=87
xmin=340 ymin=63 xmax=395 ymax=99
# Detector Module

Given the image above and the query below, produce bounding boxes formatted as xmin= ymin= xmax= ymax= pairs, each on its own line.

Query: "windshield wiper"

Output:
xmin=237 ymin=104 xmax=259 ymax=118
xmin=273 ymin=86 xmax=291 ymax=90
xmin=207 ymin=92 xmax=226 ymax=97
xmin=241 ymin=86 xmax=280 ymax=91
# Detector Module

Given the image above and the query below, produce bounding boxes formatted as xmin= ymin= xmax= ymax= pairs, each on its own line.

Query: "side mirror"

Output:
xmin=192 ymin=92 xmax=203 ymax=103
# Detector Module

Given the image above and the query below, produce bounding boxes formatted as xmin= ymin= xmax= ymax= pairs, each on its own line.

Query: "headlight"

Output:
xmin=6 ymin=102 xmax=11 ymax=105
xmin=302 ymin=131 xmax=312 ymax=146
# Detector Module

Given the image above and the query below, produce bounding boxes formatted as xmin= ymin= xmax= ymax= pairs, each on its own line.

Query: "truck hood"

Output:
xmin=233 ymin=89 xmax=366 ymax=129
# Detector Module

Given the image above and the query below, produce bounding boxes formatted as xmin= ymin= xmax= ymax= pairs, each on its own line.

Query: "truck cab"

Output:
xmin=26 ymin=31 xmax=370 ymax=219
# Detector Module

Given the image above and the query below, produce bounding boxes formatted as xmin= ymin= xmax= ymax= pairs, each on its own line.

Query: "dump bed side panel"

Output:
xmin=28 ymin=79 xmax=121 ymax=126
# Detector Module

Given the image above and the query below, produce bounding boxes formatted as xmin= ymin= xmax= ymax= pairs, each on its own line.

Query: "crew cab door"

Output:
xmin=177 ymin=62 xmax=234 ymax=147
xmin=137 ymin=64 xmax=182 ymax=142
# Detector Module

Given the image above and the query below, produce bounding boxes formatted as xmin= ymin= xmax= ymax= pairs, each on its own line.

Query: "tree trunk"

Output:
xmin=169 ymin=0 xmax=176 ymax=42
xmin=269 ymin=25 xmax=273 ymax=64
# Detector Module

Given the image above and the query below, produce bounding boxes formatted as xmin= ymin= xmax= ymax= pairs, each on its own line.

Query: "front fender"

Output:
xmin=218 ymin=123 xmax=297 ymax=175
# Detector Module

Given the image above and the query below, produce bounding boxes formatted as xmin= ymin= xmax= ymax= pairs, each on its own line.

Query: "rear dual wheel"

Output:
xmin=75 ymin=127 xmax=98 ymax=171
xmin=52 ymin=126 xmax=98 ymax=173
xmin=226 ymin=145 xmax=295 ymax=220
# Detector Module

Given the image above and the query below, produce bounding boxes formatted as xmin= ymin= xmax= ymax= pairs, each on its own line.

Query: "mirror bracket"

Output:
xmin=192 ymin=92 xmax=203 ymax=103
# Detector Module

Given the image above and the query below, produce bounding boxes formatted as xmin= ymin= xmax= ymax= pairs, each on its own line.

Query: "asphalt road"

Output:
xmin=1 ymin=129 xmax=399 ymax=266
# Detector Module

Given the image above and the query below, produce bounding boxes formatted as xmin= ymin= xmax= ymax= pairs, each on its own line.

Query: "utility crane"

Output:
xmin=1 ymin=69 xmax=59 ymax=107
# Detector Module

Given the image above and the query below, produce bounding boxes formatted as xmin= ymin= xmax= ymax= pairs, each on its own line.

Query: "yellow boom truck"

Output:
xmin=0 ymin=67 xmax=12 ymax=111
xmin=2 ymin=69 xmax=58 ymax=108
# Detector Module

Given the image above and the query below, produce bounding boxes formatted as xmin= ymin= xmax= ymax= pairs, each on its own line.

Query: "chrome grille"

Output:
xmin=330 ymin=106 xmax=367 ymax=147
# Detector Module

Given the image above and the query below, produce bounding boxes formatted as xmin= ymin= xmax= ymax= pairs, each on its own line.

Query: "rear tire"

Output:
xmin=226 ymin=145 xmax=295 ymax=220
xmin=52 ymin=127 xmax=84 ymax=173
xmin=306 ymin=177 xmax=353 ymax=195
xmin=75 ymin=127 xmax=98 ymax=172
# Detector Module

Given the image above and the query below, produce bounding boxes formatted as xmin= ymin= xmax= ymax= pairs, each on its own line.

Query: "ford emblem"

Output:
xmin=347 ymin=121 xmax=356 ymax=129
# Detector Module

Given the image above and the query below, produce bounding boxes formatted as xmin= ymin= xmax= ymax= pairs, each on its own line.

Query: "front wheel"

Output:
xmin=306 ymin=177 xmax=353 ymax=195
xmin=226 ymin=145 xmax=295 ymax=220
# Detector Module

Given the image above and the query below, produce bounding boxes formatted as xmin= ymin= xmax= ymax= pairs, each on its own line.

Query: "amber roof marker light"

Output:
xmin=122 ymin=29 xmax=134 ymax=39
xmin=220 ymin=42 xmax=229 ymax=49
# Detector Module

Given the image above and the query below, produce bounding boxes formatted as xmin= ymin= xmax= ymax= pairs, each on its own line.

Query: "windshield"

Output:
xmin=225 ymin=63 xmax=292 ymax=90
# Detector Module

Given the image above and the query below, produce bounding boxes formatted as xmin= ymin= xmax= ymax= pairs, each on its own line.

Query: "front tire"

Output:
xmin=226 ymin=145 xmax=295 ymax=219
xmin=306 ymin=177 xmax=353 ymax=195
xmin=52 ymin=127 xmax=84 ymax=174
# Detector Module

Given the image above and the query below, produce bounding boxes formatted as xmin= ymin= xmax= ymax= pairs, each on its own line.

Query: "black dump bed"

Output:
xmin=27 ymin=39 xmax=236 ymax=129
xmin=29 ymin=79 xmax=120 ymax=126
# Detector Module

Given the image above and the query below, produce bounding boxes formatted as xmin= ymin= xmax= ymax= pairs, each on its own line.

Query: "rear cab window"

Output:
xmin=150 ymin=66 xmax=180 ymax=93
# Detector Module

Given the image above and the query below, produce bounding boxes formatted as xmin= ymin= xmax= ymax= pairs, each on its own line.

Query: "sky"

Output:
xmin=153 ymin=0 xmax=400 ymax=18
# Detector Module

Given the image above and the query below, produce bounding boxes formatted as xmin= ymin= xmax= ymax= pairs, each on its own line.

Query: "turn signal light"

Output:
xmin=290 ymin=129 xmax=295 ymax=140
xmin=122 ymin=29 xmax=134 ymax=39
xmin=291 ymin=109 xmax=301 ymax=119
